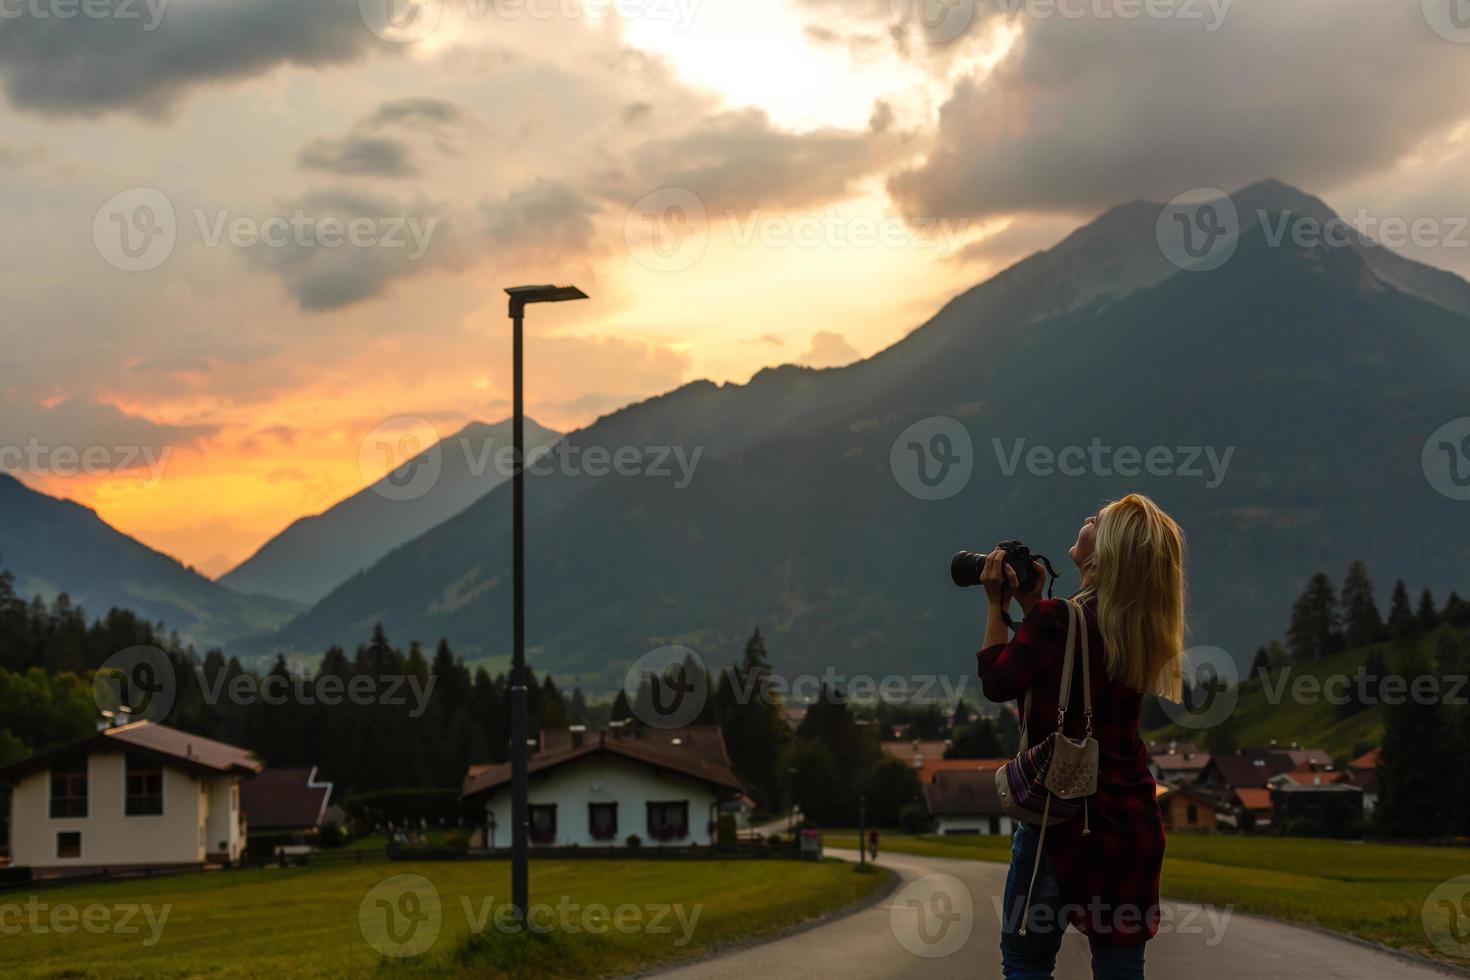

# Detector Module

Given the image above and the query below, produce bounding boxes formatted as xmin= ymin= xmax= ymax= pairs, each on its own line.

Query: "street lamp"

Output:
xmin=504 ymin=284 xmax=588 ymax=922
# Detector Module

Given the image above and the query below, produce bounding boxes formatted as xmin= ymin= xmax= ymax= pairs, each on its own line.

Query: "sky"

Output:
xmin=3 ymin=0 xmax=1470 ymax=576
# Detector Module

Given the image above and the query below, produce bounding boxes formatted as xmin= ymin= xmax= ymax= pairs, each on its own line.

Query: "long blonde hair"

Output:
xmin=1074 ymin=494 xmax=1186 ymax=701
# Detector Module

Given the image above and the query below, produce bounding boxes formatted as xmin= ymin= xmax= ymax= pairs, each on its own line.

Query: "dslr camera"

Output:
xmin=950 ymin=540 xmax=1053 ymax=596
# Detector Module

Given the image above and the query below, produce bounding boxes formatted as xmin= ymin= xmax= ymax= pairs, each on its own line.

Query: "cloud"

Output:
xmin=889 ymin=3 xmax=1470 ymax=220
xmin=602 ymin=107 xmax=881 ymax=212
xmin=797 ymin=331 xmax=861 ymax=368
xmin=242 ymin=189 xmax=451 ymax=311
xmin=297 ymin=97 xmax=477 ymax=177
xmin=741 ymin=334 xmax=785 ymax=346
xmin=0 ymin=0 xmax=388 ymax=118
xmin=0 ymin=141 xmax=46 ymax=169
xmin=481 ymin=179 xmax=599 ymax=255
xmin=299 ymin=136 xmax=418 ymax=177
xmin=0 ymin=396 xmax=215 ymax=473
xmin=244 ymin=179 xmax=598 ymax=312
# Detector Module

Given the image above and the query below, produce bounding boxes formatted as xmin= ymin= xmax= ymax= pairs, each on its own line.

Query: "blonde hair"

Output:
xmin=1074 ymin=494 xmax=1186 ymax=700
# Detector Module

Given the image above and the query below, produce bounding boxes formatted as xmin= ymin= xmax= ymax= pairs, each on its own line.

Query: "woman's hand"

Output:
xmin=980 ymin=549 xmax=1047 ymax=614
xmin=978 ymin=548 xmax=1017 ymax=607
xmin=1015 ymin=559 xmax=1047 ymax=617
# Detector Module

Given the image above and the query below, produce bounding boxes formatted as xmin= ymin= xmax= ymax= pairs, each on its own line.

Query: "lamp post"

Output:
xmin=504 ymin=284 xmax=588 ymax=921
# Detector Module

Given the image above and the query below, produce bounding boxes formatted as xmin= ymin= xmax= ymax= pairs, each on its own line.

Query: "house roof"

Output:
xmin=1234 ymin=787 xmax=1273 ymax=812
xmin=881 ymin=740 xmax=949 ymax=765
xmin=1149 ymin=746 xmax=1211 ymax=773
xmin=1350 ymin=748 xmax=1380 ymax=770
xmin=1157 ymin=784 xmax=1221 ymax=808
xmin=241 ymin=767 xmax=333 ymax=831
xmin=462 ymin=724 xmax=743 ymax=800
xmin=1202 ymin=752 xmax=1296 ymax=790
xmin=0 ymin=721 xmax=261 ymax=783
xmin=923 ymin=770 xmax=1007 ymax=818
xmin=918 ymin=758 xmax=1010 ymax=785
xmin=1271 ymin=766 xmax=1349 ymax=787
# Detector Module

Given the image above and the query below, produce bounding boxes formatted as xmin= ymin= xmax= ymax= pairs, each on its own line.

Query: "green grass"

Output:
xmin=826 ymin=831 xmax=1470 ymax=963
xmin=0 ymin=857 xmax=885 ymax=978
xmin=1148 ymin=624 xmax=1469 ymax=760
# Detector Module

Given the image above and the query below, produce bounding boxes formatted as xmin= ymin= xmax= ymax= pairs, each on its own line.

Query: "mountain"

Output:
xmin=0 ymin=474 xmax=302 ymax=650
xmin=237 ymin=180 xmax=1470 ymax=694
xmin=220 ymin=418 xmax=561 ymax=604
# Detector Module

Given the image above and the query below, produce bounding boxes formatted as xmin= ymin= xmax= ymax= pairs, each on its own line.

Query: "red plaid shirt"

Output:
xmin=978 ymin=597 xmax=1164 ymax=945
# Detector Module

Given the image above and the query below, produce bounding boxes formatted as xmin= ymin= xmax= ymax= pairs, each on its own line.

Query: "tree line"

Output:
xmin=1272 ymin=561 xmax=1470 ymax=840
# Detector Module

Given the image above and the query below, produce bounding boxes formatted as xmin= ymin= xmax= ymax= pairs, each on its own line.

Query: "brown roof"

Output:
xmin=1203 ymin=752 xmax=1296 ymax=790
xmin=241 ymin=767 xmax=333 ymax=830
xmin=0 ymin=721 xmax=261 ymax=783
xmin=462 ymin=725 xmax=743 ymax=800
xmin=1350 ymin=749 xmax=1380 ymax=770
xmin=923 ymin=770 xmax=1007 ymax=818
xmin=918 ymin=758 xmax=1009 ymax=785
xmin=1234 ymin=787 xmax=1273 ymax=812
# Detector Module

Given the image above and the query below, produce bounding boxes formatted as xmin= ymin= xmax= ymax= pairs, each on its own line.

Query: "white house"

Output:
xmin=461 ymin=724 xmax=744 ymax=848
xmin=0 ymin=721 xmax=262 ymax=878
xmin=923 ymin=768 xmax=1017 ymax=836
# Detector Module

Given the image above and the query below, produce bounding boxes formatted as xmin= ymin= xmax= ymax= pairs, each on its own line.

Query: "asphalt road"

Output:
xmin=654 ymin=848 xmax=1459 ymax=980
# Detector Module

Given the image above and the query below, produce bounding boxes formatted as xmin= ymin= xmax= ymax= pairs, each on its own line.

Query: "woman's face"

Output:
xmin=1070 ymin=509 xmax=1101 ymax=568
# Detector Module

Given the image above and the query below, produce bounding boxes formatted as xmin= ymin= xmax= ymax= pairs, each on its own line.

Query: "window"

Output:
xmin=50 ymin=757 xmax=88 ymax=819
xmin=588 ymin=803 xmax=618 ymax=841
xmin=1186 ymin=804 xmax=1199 ymax=826
xmin=528 ymin=805 xmax=557 ymax=845
xmin=126 ymin=758 xmax=164 ymax=816
xmin=646 ymin=801 xmax=689 ymax=842
xmin=56 ymin=831 xmax=82 ymax=859
xmin=988 ymin=815 xmax=1001 ymax=835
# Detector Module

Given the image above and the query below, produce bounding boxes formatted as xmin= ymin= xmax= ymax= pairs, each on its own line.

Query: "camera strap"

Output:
xmin=1002 ymin=553 xmax=1062 ymax=631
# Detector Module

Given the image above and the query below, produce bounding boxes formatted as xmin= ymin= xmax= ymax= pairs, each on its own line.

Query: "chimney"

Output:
xmin=570 ymin=725 xmax=586 ymax=749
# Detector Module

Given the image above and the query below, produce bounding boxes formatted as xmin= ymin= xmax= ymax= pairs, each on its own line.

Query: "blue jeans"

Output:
xmin=1000 ymin=823 xmax=1146 ymax=980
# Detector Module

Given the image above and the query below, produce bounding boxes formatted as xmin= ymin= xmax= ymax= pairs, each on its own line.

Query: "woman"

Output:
xmin=976 ymin=494 xmax=1185 ymax=980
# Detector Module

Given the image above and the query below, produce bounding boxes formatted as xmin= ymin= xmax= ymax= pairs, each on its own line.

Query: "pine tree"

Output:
xmin=1418 ymin=588 xmax=1440 ymax=632
xmin=1340 ymin=561 xmax=1384 ymax=648
xmin=1444 ymin=592 xmax=1470 ymax=628
xmin=1287 ymin=573 xmax=1341 ymax=660
xmin=1387 ymin=580 xmax=1416 ymax=638
xmin=1377 ymin=643 xmax=1451 ymax=838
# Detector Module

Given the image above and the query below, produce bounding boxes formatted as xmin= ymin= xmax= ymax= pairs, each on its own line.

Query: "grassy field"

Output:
xmin=1147 ymin=624 xmax=1469 ymax=760
xmin=825 ymin=831 xmax=1470 ymax=963
xmin=0 ymin=857 xmax=886 ymax=979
